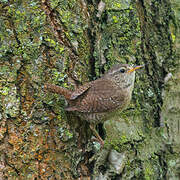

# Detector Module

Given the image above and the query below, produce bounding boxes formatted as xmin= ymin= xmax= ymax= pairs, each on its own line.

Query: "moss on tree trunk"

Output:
xmin=0 ymin=0 xmax=179 ymax=179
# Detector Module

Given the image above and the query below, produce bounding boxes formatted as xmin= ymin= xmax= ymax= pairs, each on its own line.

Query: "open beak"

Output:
xmin=127 ymin=65 xmax=144 ymax=73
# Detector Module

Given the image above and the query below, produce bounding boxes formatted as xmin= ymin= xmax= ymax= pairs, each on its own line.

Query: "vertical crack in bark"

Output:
xmin=82 ymin=0 xmax=101 ymax=80
xmin=136 ymin=0 xmax=173 ymax=127
xmin=40 ymin=0 xmax=77 ymax=55
xmin=40 ymin=0 xmax=78 ymax=73
xmin=87 ymin=27 xmax=96 ymax=79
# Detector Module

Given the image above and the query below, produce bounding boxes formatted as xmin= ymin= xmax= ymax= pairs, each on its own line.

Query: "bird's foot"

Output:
xmin=90 ymin=124 xmax=104 ymax=148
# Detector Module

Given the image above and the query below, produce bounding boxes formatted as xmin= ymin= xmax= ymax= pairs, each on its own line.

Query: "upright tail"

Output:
xmin=44 ymin=83 xmax=73 ymax=100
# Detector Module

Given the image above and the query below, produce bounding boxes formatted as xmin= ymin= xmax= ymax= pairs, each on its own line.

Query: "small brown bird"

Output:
xmin=45 ymin=64 xmax=143 ymax=146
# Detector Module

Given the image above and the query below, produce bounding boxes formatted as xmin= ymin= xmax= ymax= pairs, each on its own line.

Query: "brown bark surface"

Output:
xmin=0 ymin=0 xmax=179 ymax=179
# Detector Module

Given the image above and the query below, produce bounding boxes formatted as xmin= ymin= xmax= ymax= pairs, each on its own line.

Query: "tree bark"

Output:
xmin=0 ymin=0 xmax=179 ymax=179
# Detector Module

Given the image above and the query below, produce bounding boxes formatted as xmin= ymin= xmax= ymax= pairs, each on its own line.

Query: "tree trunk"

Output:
xmin=0 ymin=0 xmax=179 ymax=179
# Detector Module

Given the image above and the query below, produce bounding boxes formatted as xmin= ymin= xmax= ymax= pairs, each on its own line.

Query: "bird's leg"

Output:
xmin=90 ymin=124 xmax=104 ymax=147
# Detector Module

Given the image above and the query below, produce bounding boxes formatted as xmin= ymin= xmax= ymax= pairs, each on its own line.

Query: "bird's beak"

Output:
xmin=127 ymin=65 xmax=144 ymax=73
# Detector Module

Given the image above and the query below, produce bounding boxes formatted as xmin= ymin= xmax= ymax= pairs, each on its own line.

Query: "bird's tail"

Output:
xmin=44 ymin=83 xmax=72 ymax=100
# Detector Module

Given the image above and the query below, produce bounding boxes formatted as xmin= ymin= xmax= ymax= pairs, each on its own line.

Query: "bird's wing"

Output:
xmin=66 ymin=79 xmax=126 ymax=113
xmin=69 ymin=83 xmax=92 ymax=100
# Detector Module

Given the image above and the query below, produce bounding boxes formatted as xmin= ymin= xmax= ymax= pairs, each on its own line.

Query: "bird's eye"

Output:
xmin=119 ymin=67 xmax=126 ymax=73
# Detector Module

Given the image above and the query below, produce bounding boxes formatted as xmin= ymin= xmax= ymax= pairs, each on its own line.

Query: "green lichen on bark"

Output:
xmin=0 ymin=0 xmax=179 ymax=179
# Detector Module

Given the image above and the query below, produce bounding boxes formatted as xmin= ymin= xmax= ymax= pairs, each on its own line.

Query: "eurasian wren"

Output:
xmin=45 ymin=64 xmax=143 ymax=145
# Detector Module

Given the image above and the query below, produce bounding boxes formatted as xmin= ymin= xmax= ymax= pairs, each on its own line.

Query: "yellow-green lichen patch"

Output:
xmin=1 ymin=85 xmax=20 ymax=117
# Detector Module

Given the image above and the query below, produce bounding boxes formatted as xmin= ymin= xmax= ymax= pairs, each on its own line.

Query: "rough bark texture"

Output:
xmin=0 ymin=0 xmax=179 ymax=179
